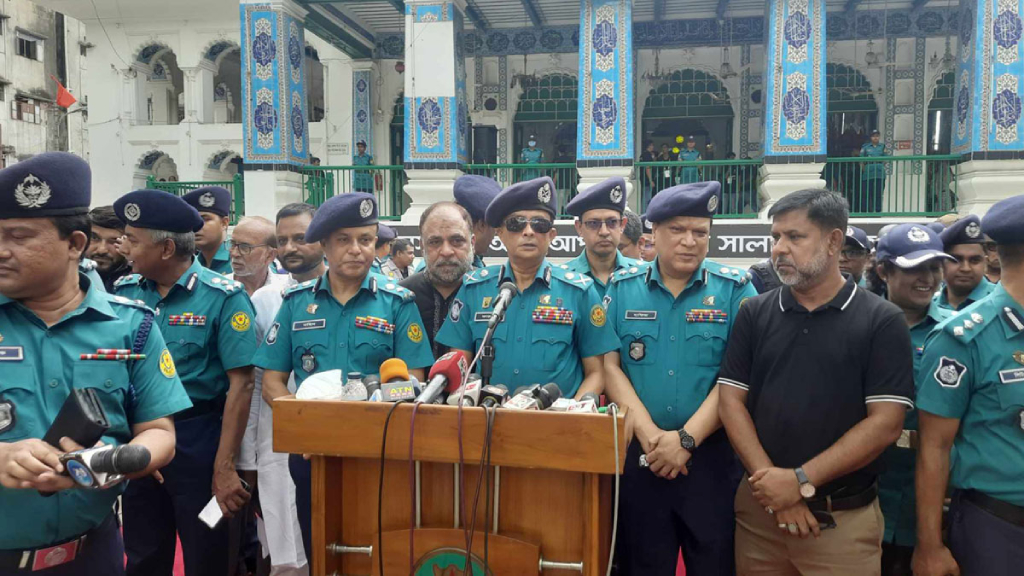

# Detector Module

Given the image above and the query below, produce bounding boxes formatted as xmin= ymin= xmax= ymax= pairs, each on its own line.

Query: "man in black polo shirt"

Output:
xmin=718 ymin=189 xmax=914 ymax=575
xmin=400 ymin=202 xmax=476 ymax=358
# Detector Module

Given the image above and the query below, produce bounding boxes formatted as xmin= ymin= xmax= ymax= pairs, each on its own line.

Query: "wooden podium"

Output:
xmin=274 ymin=398 xmax=626 ymax=576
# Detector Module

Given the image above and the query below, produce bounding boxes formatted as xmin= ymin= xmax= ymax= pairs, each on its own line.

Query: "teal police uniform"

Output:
xmin=352 ymin=151 xmax=374 ymax=192
xmin=563 ymin=250 xmax=638 ymax=297
xmin=521 ymin=146 xmax=544 ymax=180
xmin=181 ymin=187 xmax=234 ymax=276
xmin=198 ymin=241 xmax=232 ymax=275
xmin=934 ymin=215 xmax=994 ymax=311
xmin=563 ymin=177 xmax=639 ymax=296
xmin=79 ymin=258 xmax=105 ymax=293
xmin=860 ymin=142 xmax=888 ymax=180
xmin=934 ymin=277 xmax=996 ymax=311
xmin=857 ymin=136 xmax=888 ymax=213
xmin=678 ymin=147 xmax=701 ymax=184
xmin=436 ymin=261 xmax=617 ymax=398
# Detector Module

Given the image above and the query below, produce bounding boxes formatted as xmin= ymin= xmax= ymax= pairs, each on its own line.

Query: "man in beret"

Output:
xmin=983 ymin=236 xmax=1001 ymax=284
xmin=373 ymin=223 xmax=397 ymax=274
xmin=563 ymin=177 xmax=639 ymax=295
xmin=872 ymin=224 xmax=955 ymax=576
xmin=436 ymin=176 xmax=618 ymax=399
xmin=0 ymin=153 xmax=190 ymax=575
xmin=454 ymin=174 xmax=501 ymax=268
xmin=935 ymin=215 xmax=995 ymax=311
xmin=253 ymin=192 xmax=433 ymax=562
xmin=88 ymin=205 xmax=131 ymax=292
xmin=619 ymin=210 xmax=643 ymax=260
xmin=604 ymin=181 xmax=756 ymax=575
xmin=639 ymin=214 xmax=656 ymax=262
xmin=840 ymin=225 xmax=872 ymax=286
xmin=914 ymin=194 xmax=1024 ymax=576
xmin=182 ymin=186 xmax=233 ymax=274
xmin=113 ymin=190 xmax=258 ymax=576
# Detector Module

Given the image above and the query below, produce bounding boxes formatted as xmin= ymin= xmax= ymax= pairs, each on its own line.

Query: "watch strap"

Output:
xmin=677 ymin=429 xmax=696 ymax=451
xmin=794 ymin=467 xmax=810 ymax=486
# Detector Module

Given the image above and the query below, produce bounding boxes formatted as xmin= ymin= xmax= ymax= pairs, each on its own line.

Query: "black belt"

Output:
xmin=806 ymin=482 xmax=878 ymax=513
xmin=0 ymin=515 xmax=116 ymax=571
xmin=961 ymin=489 xmax=1024 ymax=528
xmin=175 ymin=397 xmax=225 ymax=421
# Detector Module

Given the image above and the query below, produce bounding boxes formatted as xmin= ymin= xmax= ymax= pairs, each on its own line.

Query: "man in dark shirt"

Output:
xmin=718 ymin=189 xmax=913 ymax=575
xmin=401 ymin=202 xmax=476 ymax=358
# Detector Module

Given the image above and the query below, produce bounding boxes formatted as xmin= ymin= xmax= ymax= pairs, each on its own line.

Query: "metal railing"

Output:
xmin=300 ymin=165 xmax=407 ymax=220
xmin=146 ymin=174 xmax=245 ymax=225
xmin=635 ymin=159 xmax=764 ymax=217
xmin=822 ymin=155 xmax=959 ymax=216
xmin=464 ymin=163 xmax=578 ymax=217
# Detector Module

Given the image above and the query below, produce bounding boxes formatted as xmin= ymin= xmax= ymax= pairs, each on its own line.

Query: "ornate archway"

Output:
xmin=826 ymin=63 xmax=879 ymax=156
xmin=513 ymin=73 xmax=578 ymax=163
xmin=640 ymin=68 xmax=734 ymax=159
xmin=927 ymin=71 xmax=955 ymax=154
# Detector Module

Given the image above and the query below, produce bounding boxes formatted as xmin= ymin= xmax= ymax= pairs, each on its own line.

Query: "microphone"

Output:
xmin=364 ymin=376 xmax=382 ymax=402
xmin=60 ymin=444 xmax=151 ymax=489
xmin=503 ymin=383 xmax=562 ymax=411
xmin=380 ymin=358 xmax=410 ymax=383
xmin=534 ymin=383 xmax=562 ymax=410
xmin=479 ymin=384 xmax=509 ymax=408
xmin=567 ymin=391 xmax=599 ymax=414
xmin=446 ymin=375 xmax=483 ymax=406
xmin=415 ymin=350 xmax=469 ymax=404
xmin=487 ymin=282 xmax=519 ymax=329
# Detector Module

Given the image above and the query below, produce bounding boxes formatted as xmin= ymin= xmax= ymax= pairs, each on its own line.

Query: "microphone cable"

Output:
xmin=606 ymin=403 xmax=621 ymax=576
xmin=461 ymin=400 xmax=493 ymax=572
xmin=408 ymin=401 xmax=422 ymax=576
xmin=482 ymin=406 xmax=496 ymax=574
xmin=377 ymin=400 xmax=403 ymax=576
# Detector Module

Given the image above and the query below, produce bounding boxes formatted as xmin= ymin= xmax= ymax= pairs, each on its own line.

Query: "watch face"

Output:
xmin=678 ymin=431 xmax=696 ymax=450
xmin=800 ymin=483 xmax=816 ymax=499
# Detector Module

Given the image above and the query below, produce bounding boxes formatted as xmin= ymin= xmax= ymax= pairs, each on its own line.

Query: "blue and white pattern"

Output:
xmin=782 ymin=73 xmax=810 ymax=140
xmin=253 ymin=18 xmax=275 ymax=82
xmin=255 ymin=88 xmax=277 ymax=150
xmin=784 ymin=1 xmax=812 ymax=64
xmin=288 ymin=23 xmax=302 ymax=84
xmin=764 ymin=0 xmax=825 ymax=155
xmin=352 ymin=69 xmax=373 ymax=153
xmin=994 ymin=74 xmax=1022 ymax=143
xmin=995 ymin=0 xmax=1022 ymax=64
xmin=291 ymin=92 xmax=304 ymax=153
xmin=577 ymin=0 xmax=633 ymax=160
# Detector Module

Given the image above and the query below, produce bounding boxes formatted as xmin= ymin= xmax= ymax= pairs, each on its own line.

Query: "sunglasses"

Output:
xmin=503 ymin=216 xmax=553 ymax=234
xmin=582 ymin=218 xmax=623 ymax=232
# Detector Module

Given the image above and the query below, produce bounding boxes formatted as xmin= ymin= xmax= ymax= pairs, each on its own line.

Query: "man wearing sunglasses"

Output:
xmin=935 ymin=215 xmax=995 ymax=311
xmin=603 ymin=181 xmax=756 ymax=575
xmin=563 ymin=177 xmax=640 ymax=295
xmin=840 ymin=226 xmax=872 ymax=287
xmin=436 ymin=176 xmax=618 ymax=399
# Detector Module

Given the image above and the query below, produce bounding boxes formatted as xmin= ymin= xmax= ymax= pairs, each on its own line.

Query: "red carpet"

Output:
xmin=121 ymin=531 xmax=186 ymax=575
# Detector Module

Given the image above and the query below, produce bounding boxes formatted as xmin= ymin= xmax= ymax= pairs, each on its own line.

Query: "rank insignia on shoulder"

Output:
xmin=934 ymin=356 xmax=967 ymax=388
xmin=355 ymin=316 xmax=395 ymax=335
xmin=628 ymin=341 xmax=645 ymax=362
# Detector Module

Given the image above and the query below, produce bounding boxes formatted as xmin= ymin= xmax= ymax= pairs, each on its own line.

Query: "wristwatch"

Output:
xmin=795 ymin=467 xmax=816 ymax=499
xmin=677 ymin=429 xmax=696 ymax=452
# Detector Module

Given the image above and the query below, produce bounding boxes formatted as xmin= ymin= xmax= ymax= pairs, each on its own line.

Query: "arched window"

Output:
xmin=826 ymin=63 xmax=879 ymax=156
xmin=927 ymin=71 xmax=955 ymax=154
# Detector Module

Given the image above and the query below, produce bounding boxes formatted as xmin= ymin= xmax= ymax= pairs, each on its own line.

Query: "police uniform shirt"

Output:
xmin=79 ymin=259 xmax=105 ymax=293
xmin=606 ymin=259 xmax=756 ymax=430
xmin=564 ymin=250 xmax=639 ymax=296
xmin=860 ymin=142 xmax=889 ymax=180
xmin=252 ymin=272 xmax=434 ymax=387
xmin=435 ymin=260 xmax=619 ymax=398
xmin=199 ymin=241 xmax=232 ymax=275
xmin=878 ymin=300 xmax=953 ymax=546
xmin=0 ymin=275 xmax=192 ymax=549
xmin=114 ymin=259 xmax=257 ymax=401
xmin=934 ymin=277 xmax=997 ymax=311
xmin=400 ymin=271 xmax=460 ymax=359
xmin=916 ymin=284 xmax=1024 ymax=507
xmin=717 ymin=279 xmax=915 ymax=496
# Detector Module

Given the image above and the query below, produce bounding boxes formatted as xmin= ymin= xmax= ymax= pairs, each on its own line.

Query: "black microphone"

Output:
xmin=487 ymin=281 xmax=519 ymax=329
xmin=534 ymin=383 xmax=562 ymax=410
xmin=60 ymin=444 xmax=152 ymax=489
xmin=479 ymin=384 xmax=509 ymax=408
xmin=447 ymin=374 xmax=483 ymax=406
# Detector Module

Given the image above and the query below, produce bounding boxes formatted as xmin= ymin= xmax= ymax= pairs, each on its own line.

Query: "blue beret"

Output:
xmin=645 ymin=181 xmax=720 ymax=223
xmin=377 ymin=224 xmax=397 ymax=242
xmin=305 ymin=192 xmax=378 ymax=243
xmin=0 ymin=152 xmax=91 ymax=219
xmin=982 ymin=194 xmax=1024 ymax=245
xmin=485 ymin=176 xmax=557 ymax=228
xmin=926 ymin=222 xmax=946 ymax=234
xmin=181 ymin=186 xmax=231 ymax=218
xmin=939 ymin=215 xmax=985 ymax=248
xmin=640 ymin=213 xmax=653 ymax=232
xmin=114 ymin=190 xmax=203 ymax=233
xmin=565 ymin=177 xmax=626 ymax=217
xmin=453 ymin=175 xmax=501 ymax=222
xmin=875 ymin=223 xmax=954 ymax=268
xmin=844 ymin=226 xmax=871 ymax=250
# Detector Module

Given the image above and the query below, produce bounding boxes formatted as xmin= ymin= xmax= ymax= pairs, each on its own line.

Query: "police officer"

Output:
xmin=678 ymin=136 xmax=702 ymax=184
xmin=840 ymin=225 xmax=872 ymax=286
xmin=563 ymin=177 xmax=639 ymax=295
xmin=182 ymin=186 xmax=233 ymax=274
xmin=639 ymin=214 xmax=656 ymax=263
xmin=252 ymin=192 xmax=434 ymax=562
xmin=872 ymin=224 xmax=955 ymax=576
xmin=604 ymin=181 xmax=756 ymax=575
xmin=859 ymin=129 xmax=889 ymax=213
xmin=935 ymin=215 xmax=995 ymax=311
xmin=521 ymin=135 xmax=544 ymax=181
xmin=913 ymin=194 xmax=1024 ymax=576
xmin=373 ymin=223 xmax=397 ymax=274
xmin=113 ymin=190 xmax=258 ymax=576
xmin=454 ymin=174 xmax=501 ymax=269
xmin=436 ymin=176 xmax=618 ymax=399
xmin=0 ymin=153 xmax=190 ymax=575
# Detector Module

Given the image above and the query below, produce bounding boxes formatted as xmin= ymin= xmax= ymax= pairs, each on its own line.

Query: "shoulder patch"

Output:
xmin=113 ymin=273 xmax=142 ymax=289
xmin=380 ymin=280 xmax=414 ymax=302
xmin=706 ymin=260 xmax=748 ymax=284
xmin=283 ymin=279 xmax=317 ymax=299
xmin=107 ymin=294 xmax=152 ymax=312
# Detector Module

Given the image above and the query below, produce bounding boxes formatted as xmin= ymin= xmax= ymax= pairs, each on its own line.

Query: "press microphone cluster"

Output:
xmin=416 ymin=350 xmax=469 ymax=404
xmin=503 ymin=383 xmax=563 ymax=411
xmin=59 ymin=444 xmax=151 ymax=489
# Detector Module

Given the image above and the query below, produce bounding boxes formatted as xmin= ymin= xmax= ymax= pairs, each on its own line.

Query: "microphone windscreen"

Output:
xmin=497 ymin=281 xmax=518 ymax=296
xmin=428 ymin=350 xmax=469 ymax=393
xmin=92 ymin=444 xmax=151 ymax=475
xmin=511 ymin=385 xmax=531 ymax=397
xmin=379 ymin=358 xmax=410 ymax=383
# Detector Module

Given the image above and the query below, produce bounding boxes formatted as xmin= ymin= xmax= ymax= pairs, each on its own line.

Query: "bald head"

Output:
xmin=230 ymin=216 xmax=277 ymax=281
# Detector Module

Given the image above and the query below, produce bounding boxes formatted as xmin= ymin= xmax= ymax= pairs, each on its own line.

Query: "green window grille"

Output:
xmin=827 ymin=63 xmax=878 ymax=113
xmin=643 ymin=69 xmax=733 ymax=119
xmin=514 ymin=74 xmax=578 ymax=122
xmin=391 ymin=93 xmax=404 ymax=126
xmin=929 ymin=71 xmax=956 ymax=111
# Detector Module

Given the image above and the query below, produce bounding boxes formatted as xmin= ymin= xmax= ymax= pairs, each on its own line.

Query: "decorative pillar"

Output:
xmin=240 ymin=0 xmax=310 ymax=218
xmin=402 ymin=0 xmax=469 ymax=224
xmin=576 ymin=0 xmax=634 ymax=196
xmin=123 ymin=63 xmax=151 ymax=126
xmin=758 ymin=0 xmax=828 ymax=215
xmin=351 ymin=61 xmax=374 ymax=153
xmin=182 ymin=61 xmax=217 ymax=124
xmin=952 ymin=0 xmax=1024 ymax=215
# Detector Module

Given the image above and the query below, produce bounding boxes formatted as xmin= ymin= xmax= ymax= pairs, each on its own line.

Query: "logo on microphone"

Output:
xmin=66 ymin=459 xmax=95 ymax=487
xmin=407 ymin=323 xmax=424 ymax=343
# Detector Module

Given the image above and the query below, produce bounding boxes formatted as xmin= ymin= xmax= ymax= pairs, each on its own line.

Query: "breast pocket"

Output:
xmin=620 ymin=322 xmax=659 ymax=367
xmin=684 ymin=321 xmax=729 ymax=367
xmin=996 ymin=380 xmax=1024 ymax=413
xmin=0 ymin=364 xmax=39 ymax=442
xmin=352 ymin=327 xmax=394 ymax=371
xmin=72 ymin=362 xmax=131 ymax=432
xmin=531 ymin=323 xmax=574 ymax=371
xmin=293 ymin=327 xmax=331 ymax=374
xmin=163 ymin=325 xmax=208 ymax=376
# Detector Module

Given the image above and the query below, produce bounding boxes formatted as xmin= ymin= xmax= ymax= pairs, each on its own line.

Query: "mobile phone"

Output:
xmin=198 ymin=478 xmax=253 ymax=529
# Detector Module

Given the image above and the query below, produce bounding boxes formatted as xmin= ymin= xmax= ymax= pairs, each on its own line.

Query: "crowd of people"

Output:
xmin=0 ymin=150 xmax=1021 ymax=576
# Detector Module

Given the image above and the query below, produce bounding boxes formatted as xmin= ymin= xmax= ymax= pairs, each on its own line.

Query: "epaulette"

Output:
xmin=610 ymin=262 xmax=649 ymax=284
xmin=940 ymin=298 xmax=998 ymax=342
xmin=201 ymin=271 xmax=243 ymax=294
xmin=283 ymin=279 xmax=316 ymax=298
xmin=551 ymin=265 xmax=595 ymax=290
xmin=113 ymin=273 xmax=142 ymax=289
xmin=706 ymin=260 xmax=752 ymax=285
xmin=464 ymin=264 xmax=502 ymax=285
xmin=106 ymin=293 xmax=152 ymax=312
xmin=379 ymin=279 xmax=414 ymax=302
xmin=79 ymin=259 xmax=97 ymax=272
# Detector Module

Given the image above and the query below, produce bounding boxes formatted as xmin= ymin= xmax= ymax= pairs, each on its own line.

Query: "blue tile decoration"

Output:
xmin=764 ymin=0 xmax=826 ymax=156
xmin=353 ymin=68 xmax=373 ymax=151
xmin=577 ymin=0 xmax=633 ymax=161
xmin=241 ymin=4 xmax=308 ymax=165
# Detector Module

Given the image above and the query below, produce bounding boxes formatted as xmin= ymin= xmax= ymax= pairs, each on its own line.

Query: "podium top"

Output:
xmin=273 ymin=399 xmax=627 ymax=475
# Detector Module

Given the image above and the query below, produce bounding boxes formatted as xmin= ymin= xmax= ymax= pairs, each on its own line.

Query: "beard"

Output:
xmin=280 ymin=251 xmax=323 ymax=275
xmin=773 ymin=244 xmax=831 ymax=288
xmin=426 ymin=252 xmax=474 ymax=285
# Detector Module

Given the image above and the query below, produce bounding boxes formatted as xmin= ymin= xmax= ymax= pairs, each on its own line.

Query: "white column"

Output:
xmin=182 ymin=61 xmax=216 ymax=124
xmin=955 ymin=160 xmax=1024 ymax=215
xmin=124 ymin=64 xmax=151 ymax=125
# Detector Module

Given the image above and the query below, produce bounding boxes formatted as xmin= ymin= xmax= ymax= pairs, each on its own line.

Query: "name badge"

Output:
xmin=474 ymin=312 xmax=493 ymax=323
xmin=292 ymin=319 xmax=326 ymax=331
xmin=0 ymin=347 xmax=23 ymax=361
xmin=625 ymin=310 xmax=658 ymax=321
xmin=999 ymin=368 xmax=1024 ymax=385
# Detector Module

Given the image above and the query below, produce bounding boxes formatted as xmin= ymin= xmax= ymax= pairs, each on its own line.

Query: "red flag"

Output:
xmin=51 ymin=75 xmax=76 ymax=108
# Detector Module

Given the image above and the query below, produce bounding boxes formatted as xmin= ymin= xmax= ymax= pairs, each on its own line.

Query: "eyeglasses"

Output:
xmin=841 ymin=249 xmax=867 ymax=259
xmin=582 ymin=218 xmax=622 ymax=231
xmin=229 ymin=242 xmax=270 ymax=256
xmin=503 ymin=216 xmax=553 ymax=234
